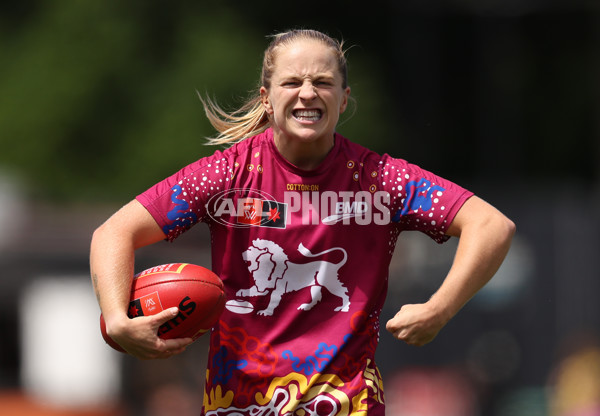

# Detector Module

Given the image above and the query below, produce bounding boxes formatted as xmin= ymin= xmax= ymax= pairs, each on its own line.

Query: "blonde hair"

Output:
xmin=202 ymin=29 xmax=349 ymax=146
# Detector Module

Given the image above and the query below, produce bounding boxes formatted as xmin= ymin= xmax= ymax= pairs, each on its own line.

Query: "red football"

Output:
xmin=100 ymin=263 xmax=225 ymax=352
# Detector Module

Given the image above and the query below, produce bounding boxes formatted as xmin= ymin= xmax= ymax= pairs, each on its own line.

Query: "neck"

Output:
xmin=273 ymin=132 xmax=335 ymax=171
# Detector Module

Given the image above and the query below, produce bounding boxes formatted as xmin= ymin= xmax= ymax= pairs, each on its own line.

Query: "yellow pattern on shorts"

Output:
xmin=255 ymin=372 xmax=349 ymax=414
xmin=203 ymin=370 xmax=234 ymax=412
xmin=203 ymin=360 xmax=384 ymax=415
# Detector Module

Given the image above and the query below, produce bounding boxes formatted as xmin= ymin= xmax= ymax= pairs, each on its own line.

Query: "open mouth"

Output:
xmin=292 ymin=109 xmax=322 ymax=122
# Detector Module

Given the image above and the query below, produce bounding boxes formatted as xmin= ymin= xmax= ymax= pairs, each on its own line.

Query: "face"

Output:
xmin=260 ymin=39 xmax=351 ymax=149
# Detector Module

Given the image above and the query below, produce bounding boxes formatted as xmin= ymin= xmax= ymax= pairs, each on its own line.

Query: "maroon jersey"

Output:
xmin=137 ymin=128 xmax=472 ymax=415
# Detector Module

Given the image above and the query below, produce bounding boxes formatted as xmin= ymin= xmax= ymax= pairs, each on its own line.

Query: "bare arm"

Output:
xmin=90 ymin=199 xmax=193 ymax=358
xmin=386 ymin=195 xmax=516 ymax=346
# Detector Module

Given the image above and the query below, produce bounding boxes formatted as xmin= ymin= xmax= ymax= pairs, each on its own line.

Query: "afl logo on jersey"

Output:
xmin=206 ymin=188 xmax=287 ymax=229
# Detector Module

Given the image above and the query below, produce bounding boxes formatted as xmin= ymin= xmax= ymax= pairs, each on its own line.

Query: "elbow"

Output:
xmin=474 ymin=209 xmax=516 ymax=250
xmin=90 ymin=220 xmax=123 ymax=255
xmin=498 ymin=214 xmax=516 ymax=250
xmin=90 ymin=222 xmax=110 ymax=249
xmin=503 ymin=215 xmax=516 ymax=239
xmin=90 ymin=225 xmax=102 ymax=249
xmin=90 ymin=225 xmax=108 ymax=264
xmin=507 ymin=217 xmax=516 ymax=238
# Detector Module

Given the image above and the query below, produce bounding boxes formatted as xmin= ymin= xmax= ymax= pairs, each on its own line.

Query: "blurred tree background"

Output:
xmin=0 ymin=1 xmax=396 ymax=202
xmin=1 ymin=1 xmax=597 ymax=203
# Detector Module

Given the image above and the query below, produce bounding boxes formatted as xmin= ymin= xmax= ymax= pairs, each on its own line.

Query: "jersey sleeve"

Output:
xmin=136 ymin=151 xmax=233 ymax=242
xmin=378 ymin=155 xmax=473 ymax=243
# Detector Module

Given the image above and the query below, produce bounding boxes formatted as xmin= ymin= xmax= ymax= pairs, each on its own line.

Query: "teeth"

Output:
xmin=294 ymin=109 xmax=321 ymax=121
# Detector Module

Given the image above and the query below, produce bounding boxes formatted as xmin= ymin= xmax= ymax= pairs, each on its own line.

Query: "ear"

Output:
xmin=260 ymin=86 xmax=273 ymax=115
xmin=339 ymin=86 xmax=351 ymax=114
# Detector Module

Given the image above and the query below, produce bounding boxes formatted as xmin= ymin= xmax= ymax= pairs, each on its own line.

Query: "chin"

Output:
xmin=290 ymin=123 xmax=334 ymax=142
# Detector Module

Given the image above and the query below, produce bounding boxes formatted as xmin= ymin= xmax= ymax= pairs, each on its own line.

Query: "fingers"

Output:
xmin=386 ymin=304 xmax=443 ymax=347
xmin=385 ymin=319 xmax=406 ymax=341
xmin=139 ymin=308 xmax=194 ymax=359
xmin=115 ymin=307 xmax=195 ymax=360
xmin=386 ymin=318 xmax=418 ymax=346
xmin=151 ymin=307 xmax=180 ymax=327
xmin=132 ymin=335 xmax=195 ymax=360
xmin=386 ymin=324 xmax=431 ymax=346
xmin=159 ymin=337 xmax=195 ymax=357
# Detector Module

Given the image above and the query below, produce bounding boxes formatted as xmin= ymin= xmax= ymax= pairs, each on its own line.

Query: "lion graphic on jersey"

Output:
xmin=236 ymin=239 xmax=350 ymax=316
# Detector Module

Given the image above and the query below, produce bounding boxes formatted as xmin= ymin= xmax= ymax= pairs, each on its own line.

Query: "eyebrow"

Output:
xmin=280 ymin=73 xmax=336 ymax=81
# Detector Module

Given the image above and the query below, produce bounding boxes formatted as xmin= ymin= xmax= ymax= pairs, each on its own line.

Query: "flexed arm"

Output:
xmin=386 ymin=196 xmax=516 ymax=346
xmin=90 ymin=199 xmax=193 ymax=358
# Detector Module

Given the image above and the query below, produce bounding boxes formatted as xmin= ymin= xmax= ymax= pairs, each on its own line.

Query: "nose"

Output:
xmin=299 ymin=81 xmax=317 ymax=100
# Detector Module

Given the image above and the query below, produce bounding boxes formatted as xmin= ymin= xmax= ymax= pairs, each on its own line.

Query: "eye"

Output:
xmin=282 ymin=80 xmax=301 ymax=87
xmin=314 ymin=79 xmax=334 ymax=88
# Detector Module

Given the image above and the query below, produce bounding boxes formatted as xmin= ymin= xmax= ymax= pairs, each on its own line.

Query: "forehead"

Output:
xmin=272 ymin=39 xmax=339 ymax=78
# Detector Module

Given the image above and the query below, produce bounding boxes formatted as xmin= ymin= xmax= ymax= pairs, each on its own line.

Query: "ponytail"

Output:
xmin=200 ymin=93 xmax=269 ymax=146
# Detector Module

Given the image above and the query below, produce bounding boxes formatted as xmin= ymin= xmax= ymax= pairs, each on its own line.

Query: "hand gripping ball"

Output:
xmin=100 ymin=263 xmax=225 ymax=352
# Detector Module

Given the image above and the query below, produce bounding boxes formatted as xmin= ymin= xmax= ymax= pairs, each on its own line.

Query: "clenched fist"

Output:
xmin=385 ymin=302 xmax=450 ymax=347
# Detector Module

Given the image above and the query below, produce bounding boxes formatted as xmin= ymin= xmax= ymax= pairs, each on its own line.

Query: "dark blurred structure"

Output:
xmin=0 ymin=1 xmax=598 ymax=415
